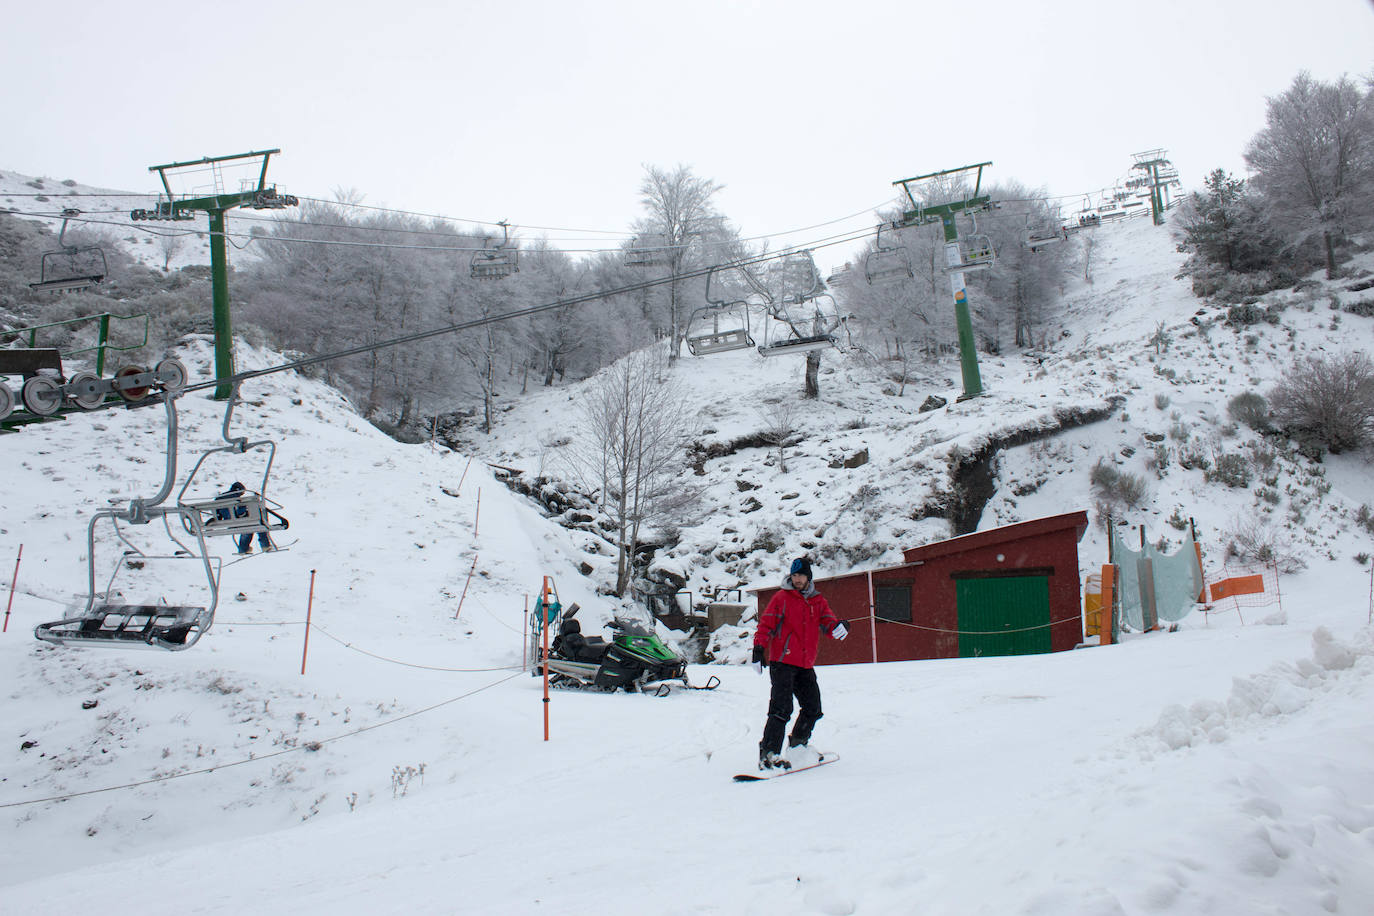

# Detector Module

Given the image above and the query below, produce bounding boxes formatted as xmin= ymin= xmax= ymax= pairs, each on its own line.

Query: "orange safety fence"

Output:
xmin=1202 ymin=561 xmax=1281 ymax=625
xmin=1209 ymin=574 xmax=1266 ymax=601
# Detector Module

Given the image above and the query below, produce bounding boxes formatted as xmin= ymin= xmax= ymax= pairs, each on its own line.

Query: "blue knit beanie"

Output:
xmin=789 ymin=557 xmax=812 ymax=579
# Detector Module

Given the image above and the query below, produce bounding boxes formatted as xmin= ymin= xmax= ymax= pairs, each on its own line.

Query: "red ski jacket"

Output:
xmin=754 ymin=583 xmax=841 ymax=669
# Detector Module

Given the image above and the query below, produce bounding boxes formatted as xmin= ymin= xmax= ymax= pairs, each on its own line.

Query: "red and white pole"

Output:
xmin=2 ymin=544 xmax=20 ymax=634
xmin=300 ymin=569 xmax=317 ymax=675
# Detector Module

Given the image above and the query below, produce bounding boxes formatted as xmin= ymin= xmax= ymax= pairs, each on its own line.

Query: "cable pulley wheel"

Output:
xmin=66 ymin=371 xmax=104 ymax=410
xmin=154 ymin=358 xmax=188 ymax=394
xmin=114 ymin=365 xmax=150 ymax=402
xmin=0 ymin=382 xmax=13 ymax=421
xmin=21 ymin=376 xmax=64 ymax=416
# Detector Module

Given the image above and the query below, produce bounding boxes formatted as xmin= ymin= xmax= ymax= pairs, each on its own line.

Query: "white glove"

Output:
xmin=832 ymin=622 xmax=849 ymax=641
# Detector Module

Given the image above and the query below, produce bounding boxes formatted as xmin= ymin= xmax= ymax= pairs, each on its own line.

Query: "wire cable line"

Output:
xmin=0 ymin=671 xmax=524 ymax=809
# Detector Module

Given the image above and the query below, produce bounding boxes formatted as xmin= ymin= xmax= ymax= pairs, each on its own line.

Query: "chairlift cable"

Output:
xmin=31 ymin=224 xmax=876 ymax=419
xmin=8 ymin=191 xmax=903 ymax=254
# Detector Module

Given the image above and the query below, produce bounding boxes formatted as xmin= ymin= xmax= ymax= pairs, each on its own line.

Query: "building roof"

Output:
xmin=900 ymin=511 xmax=1089 ymax=564
xmin=747 ymin=511 xmax=1090 ymax=593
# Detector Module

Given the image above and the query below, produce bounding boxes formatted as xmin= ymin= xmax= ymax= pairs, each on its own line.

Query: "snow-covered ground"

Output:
xmin=2 ymin=217 xmax=1373 ymax=914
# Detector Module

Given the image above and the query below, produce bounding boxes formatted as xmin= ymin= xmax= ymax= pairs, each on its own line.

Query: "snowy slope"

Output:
xmin=2 ymin=217 xmax=1373 ymax=915
xmin=1 ymin=168 xmax=263 ymax=273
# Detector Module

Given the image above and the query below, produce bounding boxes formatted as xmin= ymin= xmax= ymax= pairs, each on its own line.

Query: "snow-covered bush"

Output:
xmin=1227 ymin=391 xmax=1270 ymax=431
xmin=1224 ymin=513 xmax=1307 ymax=573
xmin=1268 ymin=351 xmax=1374 ymax=454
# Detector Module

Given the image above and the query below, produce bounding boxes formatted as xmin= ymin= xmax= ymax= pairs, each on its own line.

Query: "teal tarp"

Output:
xmin=1111 ymin=528 xmax=1203 ymax=630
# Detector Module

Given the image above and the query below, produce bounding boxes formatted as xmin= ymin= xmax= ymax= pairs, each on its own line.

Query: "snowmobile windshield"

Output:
xmin=613 ymin=618 xmax=654 ymax=638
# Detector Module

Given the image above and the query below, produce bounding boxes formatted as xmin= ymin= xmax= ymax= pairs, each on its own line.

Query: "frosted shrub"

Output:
xmin=1224 ymin=514 xmax=1306 ymax=573
xmin=1205 ymin=452 xmax=1252 ymax=488
xmin=1268 ymin=351 xmax=1374 ymax=454
xmin=1356 ymin=505 xmax=1374 ymax=536
xmin=1090 ymin=458 xmax=1147 ymax=510
xmin=1176 ymin=444 xmax=1210 ymax=471
xmin=1244 ymin=439 xmax=1280 ymax=475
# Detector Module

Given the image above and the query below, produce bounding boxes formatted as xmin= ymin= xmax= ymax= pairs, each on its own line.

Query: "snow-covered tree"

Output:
xmin=1244 ymin=71 xmax=1374 ymax=279
xmin=565 ymin=348 xmax=697 ymax=595
xmin=635 ymin=165 xmax=724 ymax=360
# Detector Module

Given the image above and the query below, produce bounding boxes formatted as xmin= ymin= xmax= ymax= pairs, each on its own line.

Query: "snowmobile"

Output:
xmin=538 ymin=604 xmax=719 ymax=695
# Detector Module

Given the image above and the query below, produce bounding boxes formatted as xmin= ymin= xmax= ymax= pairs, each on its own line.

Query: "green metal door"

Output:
xmin=956 ymin=575 xmax=1052 ymax=658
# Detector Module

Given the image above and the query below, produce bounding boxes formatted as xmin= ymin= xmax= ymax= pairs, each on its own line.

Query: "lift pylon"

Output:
xmin=132 ymin=150 xmax=298 ymax=399
xmin=891 ymin=161 xmax=995 ymax=400
xmin=1130 ymin=149 xmax=1181 ymax=226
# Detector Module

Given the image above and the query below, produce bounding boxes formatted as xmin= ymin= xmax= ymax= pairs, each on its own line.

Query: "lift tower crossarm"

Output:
xmin=893 ymin=161 xmax=993 ymax=226
xmin=142 ymin=150 xmax=297 ymax=399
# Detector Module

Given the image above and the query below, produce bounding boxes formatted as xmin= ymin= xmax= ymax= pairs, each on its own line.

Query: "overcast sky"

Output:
xmin=4 ymin=0 xmax=1372 ymax=272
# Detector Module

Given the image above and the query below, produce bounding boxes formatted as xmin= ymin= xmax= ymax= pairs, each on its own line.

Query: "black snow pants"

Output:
xmin=760 ymin=662 xmax=822 ymax=756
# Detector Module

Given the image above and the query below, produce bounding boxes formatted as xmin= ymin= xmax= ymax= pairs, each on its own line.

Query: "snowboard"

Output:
xmin=733 ymin=751 xmax=838 ymax=782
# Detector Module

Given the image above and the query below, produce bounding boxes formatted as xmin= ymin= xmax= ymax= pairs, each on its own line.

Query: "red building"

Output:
xmin=752 ymin=511 xmax=1090 ymax=665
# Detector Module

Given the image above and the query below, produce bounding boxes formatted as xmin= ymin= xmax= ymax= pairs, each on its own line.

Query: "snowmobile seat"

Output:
xmin=559 ymin=616 xmax=609 ymax=663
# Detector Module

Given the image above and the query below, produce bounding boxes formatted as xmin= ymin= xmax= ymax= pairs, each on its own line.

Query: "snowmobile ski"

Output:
xmin=734 ymin=751 xmax=838 ymax=782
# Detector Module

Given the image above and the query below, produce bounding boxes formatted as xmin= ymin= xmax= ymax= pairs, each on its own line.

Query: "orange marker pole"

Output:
xmin=541 ymin=577 xmax=553 ymax=741
xmin=2 ymin=544 xmax=21 ymax=634
xmin=454 ymin=555 xmax=479 ymax=620
xmin=456 ymin=455 xmax=473 ymax=495
xmin=300 ymin=569 xmax=317 ymax=675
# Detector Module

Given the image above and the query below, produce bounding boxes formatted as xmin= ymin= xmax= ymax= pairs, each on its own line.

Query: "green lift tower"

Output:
xmin=132 ymin=150 xmax=297 ymax=399
xmin=892 ymin=162 xmax=996 ymax=400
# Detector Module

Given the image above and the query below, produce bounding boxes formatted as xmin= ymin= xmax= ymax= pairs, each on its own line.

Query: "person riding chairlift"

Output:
xmin=217 ymin=481 xmax=274 ymax=555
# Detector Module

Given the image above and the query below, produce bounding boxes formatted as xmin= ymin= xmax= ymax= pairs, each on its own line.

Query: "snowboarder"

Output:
xmin=752 ymin=557 xmax=848 ymax=770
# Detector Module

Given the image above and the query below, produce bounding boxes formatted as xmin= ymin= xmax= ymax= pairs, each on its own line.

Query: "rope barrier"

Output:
xmin=307 ymin=622 xmax=523 ymax=673
xmin=0 ymin=670 xmax=523 ymax=809
xmin=838 ymin=613 xmax=1084 ymax=636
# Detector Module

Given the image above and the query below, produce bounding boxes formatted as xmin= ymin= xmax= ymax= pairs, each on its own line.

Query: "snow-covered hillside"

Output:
xmin=2 ymin=217 xmax=1374 ymax=915
xmin=1 ymin=169 xmax=258 ymax=273
xmin=472 ymin=217 xmax=1374 ymax=602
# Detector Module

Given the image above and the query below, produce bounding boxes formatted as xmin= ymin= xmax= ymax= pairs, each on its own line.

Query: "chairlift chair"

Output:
xmin=947 ymin=234 xmax=995 ymax=272
xmin=29 ymin=210 xmax=107 ymax=294
xmin=176 ymin=385 xmax=290 ymax=551
xmin=1025 ymin=218 xmax=1067 ymax=252
xmin=769 ymin=252 xmax=823 ymax=303
xmin=623 ymin=235 xmax=667 ymax=268
xmin=471 ymin=220 xmax=518 ymax=281
xmin=685 ymin=304 xmax=754 ymax=356
xmin=757 ymin=291 xmax=842 ymax=358
xmin=35 ymin=397 xmax=220 ymax=651
xmin=471 ymin=249 xmax=518 ymax=280
xmin=864 ymin=225 xmax=914 ymax=285
xmin=685 ymin=264 xmax=763 ymax=356
xmin=939 ymin=213 xmax=995 ymax=273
